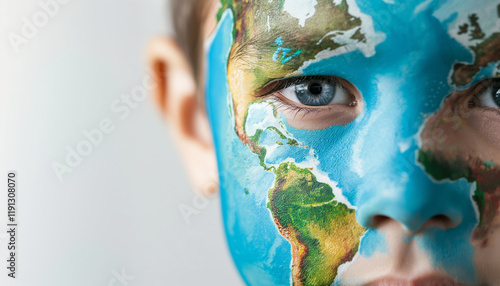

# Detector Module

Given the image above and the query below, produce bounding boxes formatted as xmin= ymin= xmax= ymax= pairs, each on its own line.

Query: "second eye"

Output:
xmin=278 ymin=79 xmax=351 ymax=107
xmin=476 ymin=80 xmax=500 ymax=109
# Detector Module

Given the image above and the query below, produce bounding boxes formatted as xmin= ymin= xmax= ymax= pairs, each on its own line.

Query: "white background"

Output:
xmin=0 ymin=0 xmax=242 ymax=285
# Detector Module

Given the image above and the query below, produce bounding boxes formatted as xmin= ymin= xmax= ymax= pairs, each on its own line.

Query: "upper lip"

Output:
xmin=364 ymin=274 xmax=463 ymax=286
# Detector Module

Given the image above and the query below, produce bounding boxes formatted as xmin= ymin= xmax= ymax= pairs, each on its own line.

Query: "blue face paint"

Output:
xmin=273 ymin=37 xmax=302 ymax=64
xmin=206 ymin=1 xmax=500 ymax=285
xmin=206 ymin=11 xmax=294 ymax=285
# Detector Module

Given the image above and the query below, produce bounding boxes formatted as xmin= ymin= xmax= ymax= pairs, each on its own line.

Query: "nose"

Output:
xmin=355 ymin=171 xmax=464 ymax=233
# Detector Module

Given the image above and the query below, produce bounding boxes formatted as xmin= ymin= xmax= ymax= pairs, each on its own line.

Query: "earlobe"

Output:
xmin=147 ymin=37 xmax=219 ymax=196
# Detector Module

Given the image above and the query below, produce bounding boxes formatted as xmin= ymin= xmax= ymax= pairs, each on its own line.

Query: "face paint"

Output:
xmin=206 ymin=0 xmax=500 ymax=285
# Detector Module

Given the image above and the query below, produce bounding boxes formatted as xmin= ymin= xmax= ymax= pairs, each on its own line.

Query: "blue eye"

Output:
xmin=477 ymin=81 xmax=500 ymax=108
xmin=294 ymin=80 xmax=335 ymax=106
xmin=493 ymin=88 xmax=500 ymax=107
xmin=279 ymin=79 xmax=350 ymax=107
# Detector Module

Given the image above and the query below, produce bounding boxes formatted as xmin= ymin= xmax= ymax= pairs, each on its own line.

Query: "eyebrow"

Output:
xmin=230 ymin=32 xmax=277 ymax=66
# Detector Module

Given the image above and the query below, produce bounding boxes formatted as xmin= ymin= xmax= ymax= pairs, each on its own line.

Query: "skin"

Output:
xmin=219 ymin=0 xmax=367 ymax=134
xmin=419 ymin=81 xmax=500 ymax=282
xmin=150 ymin=0 xmax=500 ymax=285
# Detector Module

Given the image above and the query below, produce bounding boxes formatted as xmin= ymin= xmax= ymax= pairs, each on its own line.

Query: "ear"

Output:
xmin=148 ymin=37 xmax=218 ymax=197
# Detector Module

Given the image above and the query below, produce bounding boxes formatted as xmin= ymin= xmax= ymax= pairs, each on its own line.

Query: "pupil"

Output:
xmin=308 ymin=83 xmax=323 ymax=95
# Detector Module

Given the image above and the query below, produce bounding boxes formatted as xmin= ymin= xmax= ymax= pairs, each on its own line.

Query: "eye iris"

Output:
xmin=494 ymin=88 xmax=500 ymax=107
xmin=295 ymin=81 xmax=335 ymax=106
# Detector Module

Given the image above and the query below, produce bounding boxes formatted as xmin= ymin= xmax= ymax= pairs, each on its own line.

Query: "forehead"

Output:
xmin=221 ymin=0 xmax=372 ymax=79
xmin=222 ymin=0 xmax=365 ymax=52
xmin=220 ymin=0 xmax=500 ymax=90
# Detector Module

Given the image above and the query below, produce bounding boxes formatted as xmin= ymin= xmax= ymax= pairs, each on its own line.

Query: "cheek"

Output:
xmin=465 ymin=110 xmax=500 ymax=160
xmin=268 ymin=163 xmax=365 ymax=284
xmin=236 ymin=101 xmax=365 ymax=285
xmin=281 ymin=104 xmax=362 ymax=130
xmin=420 ymin=102 xmax=500 ymax=252
xmin=422 ymin=107 xmax=500 ymax=163
xmin=473 ymin=213 xmax=500 ymax=281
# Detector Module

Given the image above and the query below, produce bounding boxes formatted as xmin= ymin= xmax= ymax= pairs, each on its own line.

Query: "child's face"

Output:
xmin=204 ymin=0 xmax=500 ymax=285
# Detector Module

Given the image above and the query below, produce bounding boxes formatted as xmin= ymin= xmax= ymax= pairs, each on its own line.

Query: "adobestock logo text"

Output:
xmin=8 ymin=0 xmax=71 ymax=54
xmin=51 ymin=71 xmax=155 ymax=182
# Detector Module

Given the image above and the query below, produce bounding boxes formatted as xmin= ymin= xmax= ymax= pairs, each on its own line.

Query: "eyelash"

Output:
xmin=469 ymin=78 xmax=500 ymax=108
xmin=258 ymin=77 xmax=500 ymax=118
xmin=257 ymin=75 xmax=337 ymax=97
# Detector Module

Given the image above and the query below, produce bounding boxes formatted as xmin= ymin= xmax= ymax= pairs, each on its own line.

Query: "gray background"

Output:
xmin=0 ymin=0 xmax=242 ymax=285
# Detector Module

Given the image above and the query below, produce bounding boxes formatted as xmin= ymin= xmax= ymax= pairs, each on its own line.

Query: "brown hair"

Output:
xmin=170 ymin=0 xmax=214 ymax=84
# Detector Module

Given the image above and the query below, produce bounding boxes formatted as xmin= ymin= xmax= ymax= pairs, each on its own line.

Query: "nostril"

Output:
xmin=431 ymin=214 xmax=451 ymax=222
xmin=367 ymin=214 xmax=460 ymax=232
xmin=426 ymin=214 xmax=456 ymax=229
xmin=357 ymin=201 xmax=464 ymax=232
xmin=370 ymin=215 xmax=392 ymax=229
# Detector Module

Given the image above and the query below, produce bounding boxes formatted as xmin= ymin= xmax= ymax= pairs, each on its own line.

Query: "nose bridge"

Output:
xmin=349 ymin=62 xmax=464 ymax=231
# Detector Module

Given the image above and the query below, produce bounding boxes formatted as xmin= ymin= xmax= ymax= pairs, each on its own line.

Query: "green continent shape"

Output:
xmin=218 ymin=0 xmax=365 ymax=85
xmin=268 ymin=163 xmax=365 ymax=286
